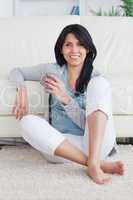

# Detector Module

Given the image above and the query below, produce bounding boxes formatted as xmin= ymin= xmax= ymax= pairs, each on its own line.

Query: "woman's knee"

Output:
xmin=86 ymin=76 xmax=112 ymax=119
xmin=19 ymin=114 xmax=35 ymax=129
xmin=19 ymin=114 xmax=66 ymax=156
xmin=19 ymin=114 xmax=46 ymax=135
xmin=19 ymin=114 xmax=49 ymax=136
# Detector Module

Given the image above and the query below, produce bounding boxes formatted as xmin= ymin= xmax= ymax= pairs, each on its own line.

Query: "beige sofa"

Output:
xmin=0 ymin=16 xmax=133 ymax=143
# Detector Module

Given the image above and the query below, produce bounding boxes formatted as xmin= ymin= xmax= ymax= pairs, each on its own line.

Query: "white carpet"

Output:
xmin=0 ymin=144 xmax=133 ymax=200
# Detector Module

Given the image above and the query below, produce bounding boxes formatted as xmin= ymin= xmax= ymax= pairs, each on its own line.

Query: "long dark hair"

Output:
xmin=54 ymin=24 xmax=97 ymax=96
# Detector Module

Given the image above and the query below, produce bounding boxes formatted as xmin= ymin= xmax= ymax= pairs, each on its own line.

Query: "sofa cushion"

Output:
xmin=0 ymin=16 xmax=80 ymax=79
xmin=81 ymin=16 xmax=133 ymax=78
xmin=110 ymin=77 xmax=133 ymax=115
xmin=0 ymin=77 xmax=133 ymax=116
xmin=0 ymin=115 xmax=132 ymax=137
xmin=81 ymin=16 xmax=133 ymax=116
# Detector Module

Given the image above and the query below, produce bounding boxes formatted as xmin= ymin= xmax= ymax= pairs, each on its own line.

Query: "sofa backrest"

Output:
xmin=81 ymin=16 xmax=133 ymax=115
xmin=0 ymin=16 xmax=80 ymax=79
xmin=1 ymin=16 xmax=132 ymax=80
xmin=0 ymin=16 xmax=80 ymax=117
xmin=81 ymin=16 xmax=133 ymax=79
xmin=0 ymin=16 xmax=133 ymax=116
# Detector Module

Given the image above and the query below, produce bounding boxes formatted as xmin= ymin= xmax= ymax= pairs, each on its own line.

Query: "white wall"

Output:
xmin=0 ymin=0 xmax=79 ymax=16
xmin=0 ymin=0 xmax=13 ymax=17
xmin=15 ymin=0 xmax=79 ymax=16
xmin=0 ymin=0 xmax=122 ymax=17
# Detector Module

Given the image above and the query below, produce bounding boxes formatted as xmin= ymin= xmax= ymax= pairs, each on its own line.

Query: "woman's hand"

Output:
xmin=12 ymin=86 xmax=29 ymax=120
xmin=41 ymin=74 xmax=72 ymax=105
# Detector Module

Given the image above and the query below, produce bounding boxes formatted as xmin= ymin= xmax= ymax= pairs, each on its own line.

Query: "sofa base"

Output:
xmin=0 ymin=115 xmax=133 ymax=138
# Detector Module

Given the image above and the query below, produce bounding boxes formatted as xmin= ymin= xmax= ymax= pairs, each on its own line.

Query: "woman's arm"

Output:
xmin=8 ymin=63 xmax=59 ymax=119
xmin=42 ymin=74 xmax=86 ymax=129
xmin=8 ymin=63 xmax=58 ymax=88
xmin=12 ymin=86 xmax=29 ymax=120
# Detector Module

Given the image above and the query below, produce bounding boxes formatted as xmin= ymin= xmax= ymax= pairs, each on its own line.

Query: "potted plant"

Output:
xmin=120 ymin=0 xmax=133 ymax=16
xmin=89 ymin=0 xmax=133 ymax=16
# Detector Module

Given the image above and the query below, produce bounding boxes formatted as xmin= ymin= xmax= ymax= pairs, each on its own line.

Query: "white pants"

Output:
xmin=19 ymin=76 xmax=116 ymax=164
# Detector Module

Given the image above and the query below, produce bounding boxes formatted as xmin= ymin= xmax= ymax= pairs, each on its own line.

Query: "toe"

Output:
xmin=104 ymin=177 xmax=112 ymax=184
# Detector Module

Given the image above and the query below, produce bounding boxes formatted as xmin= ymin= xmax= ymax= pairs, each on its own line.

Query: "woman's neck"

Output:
xmin=67 ymin=64 xmax=82 ymax=90
xmin=67 ymin=64 xmax=82 ymax=81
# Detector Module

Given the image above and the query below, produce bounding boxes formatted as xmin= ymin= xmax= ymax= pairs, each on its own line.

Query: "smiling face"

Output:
xmin=61 ymin=33 xmax=88 ymax=69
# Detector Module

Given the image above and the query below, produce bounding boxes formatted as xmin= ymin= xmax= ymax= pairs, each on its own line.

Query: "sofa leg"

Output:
xmin=117 ymin=137 xmax=133 ymax=145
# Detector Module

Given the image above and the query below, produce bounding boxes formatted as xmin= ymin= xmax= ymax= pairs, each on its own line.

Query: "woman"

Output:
xmin=8 ymin=24 xmax=124 ymax=184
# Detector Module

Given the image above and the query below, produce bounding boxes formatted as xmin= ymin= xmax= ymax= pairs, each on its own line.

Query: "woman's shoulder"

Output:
xmin=90 ymin=70 xmax=111 ymax=89
xmin=91 ymin=69 xmax=101 ymax=78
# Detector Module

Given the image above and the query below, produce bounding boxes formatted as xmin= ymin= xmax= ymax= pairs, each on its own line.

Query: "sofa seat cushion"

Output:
xmin=0 ymin=80 xmax=49 ymax=119
xmin=0 ymin=77 xmax=133 ymax=116
xmin=0 ymin=115 xmax=132 ymax=137
xmin=110 ymin=77 xmax=133 ymax=115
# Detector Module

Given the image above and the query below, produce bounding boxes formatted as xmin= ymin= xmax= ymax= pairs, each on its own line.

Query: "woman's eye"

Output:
xmin=78 ymin=43 xmax=84 ymax=46
xmin=65 ymin=43 xmax=71 ymax=47
xmin=64 ymin=43 xmax=84 ymax=48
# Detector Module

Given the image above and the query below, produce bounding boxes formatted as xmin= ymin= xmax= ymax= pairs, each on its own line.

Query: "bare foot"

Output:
xmin=101 ymin=161 xmax=124 ymax=175
xmin=86 ymin=163 xmax=112 ymax=185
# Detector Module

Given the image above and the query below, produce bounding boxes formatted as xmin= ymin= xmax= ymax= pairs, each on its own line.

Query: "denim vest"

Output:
xmin=49 ymin=64 xmax=99 ymax=136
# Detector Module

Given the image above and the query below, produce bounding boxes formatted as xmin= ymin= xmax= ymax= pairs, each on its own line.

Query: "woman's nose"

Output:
xmin=71 ymin=45 xmax=79 ymax=53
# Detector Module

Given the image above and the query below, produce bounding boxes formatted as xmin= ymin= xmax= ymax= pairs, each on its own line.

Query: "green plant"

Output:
xmin=120 ymin=0 xmax=133 ymax=16
xmin=89 ymin=0 xmax=133 ymax=17
xmin=89 ymin=6 xmax=123 ymax=16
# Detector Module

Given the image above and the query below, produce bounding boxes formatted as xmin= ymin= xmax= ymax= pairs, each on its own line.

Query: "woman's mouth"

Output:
xmin=69 ymin=54 xmax=80 ymax=59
